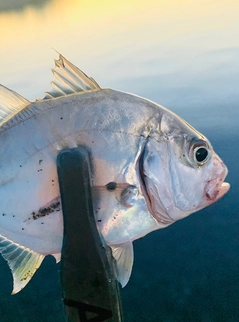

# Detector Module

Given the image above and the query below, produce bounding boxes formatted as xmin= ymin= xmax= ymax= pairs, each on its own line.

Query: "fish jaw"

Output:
xmin=204 ymin=168 xmax=230 ymax=203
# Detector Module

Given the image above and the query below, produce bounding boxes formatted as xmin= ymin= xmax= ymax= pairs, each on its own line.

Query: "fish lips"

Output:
xmin=204 ymin=170 xmax=230 ymax=203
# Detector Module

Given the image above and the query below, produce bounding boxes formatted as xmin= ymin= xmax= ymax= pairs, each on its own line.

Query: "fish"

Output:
xmin=0 ymin=54 xmax=229 ymax=294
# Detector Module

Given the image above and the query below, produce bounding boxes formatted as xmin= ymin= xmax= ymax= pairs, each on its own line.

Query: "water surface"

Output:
xmin=0 ymin=1 xmax=239 ymax=321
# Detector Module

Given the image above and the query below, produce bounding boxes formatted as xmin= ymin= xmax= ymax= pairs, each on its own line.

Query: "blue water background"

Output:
xmin=0 ymin=1 xmax=239 ymax=321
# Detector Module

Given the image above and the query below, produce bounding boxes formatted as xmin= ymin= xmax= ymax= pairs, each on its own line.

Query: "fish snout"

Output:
xmin=204 ymin=162 xmax=230 ymax=201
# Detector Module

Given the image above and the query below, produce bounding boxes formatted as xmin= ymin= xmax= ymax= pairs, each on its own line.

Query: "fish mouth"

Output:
xmin=204 ymin=178 xmax=230 ymax=202
xmin=204 ymin=162 xmax=230 ymax=202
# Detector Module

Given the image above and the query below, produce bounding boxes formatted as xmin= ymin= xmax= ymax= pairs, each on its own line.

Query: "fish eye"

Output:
xmin=194 ymin=146 xmax=209 ymax=163
xmin=188 ymin=139 xmax=211 ymax=166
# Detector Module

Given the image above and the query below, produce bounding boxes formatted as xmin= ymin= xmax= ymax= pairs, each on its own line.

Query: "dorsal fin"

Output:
xmin=0 ymin=85 xmax=30 ymax=127
xmin=0 ymin=233 xmax=45 ymax=294
xmin=43 ymin=54 xmax=101 ymax=100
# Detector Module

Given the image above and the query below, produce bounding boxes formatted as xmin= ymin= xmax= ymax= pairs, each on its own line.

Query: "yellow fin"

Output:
xmin=0 ymin=233 xmax=45 ymax=294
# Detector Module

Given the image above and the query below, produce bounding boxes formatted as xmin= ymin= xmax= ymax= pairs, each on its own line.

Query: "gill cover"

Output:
xmin=141 ymin=113 xmax=216 ymax=223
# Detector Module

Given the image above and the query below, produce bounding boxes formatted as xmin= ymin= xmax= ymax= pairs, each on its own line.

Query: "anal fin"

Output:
xmin=111 ymin=242 xmax=134 ymax=288
xmin=0 ymin=233 xmax=45 ymax=294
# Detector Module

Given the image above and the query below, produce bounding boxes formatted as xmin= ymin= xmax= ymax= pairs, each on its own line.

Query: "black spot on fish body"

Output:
xmin=30 ymin=201 xmax=61 ymax=220
xmin=106 ymin=182 xmax=117 ymax=191
xmin=2 ymin=213 xmax=5 ymax=216
xmin=39 ymin=160 xmax=43 ymax=165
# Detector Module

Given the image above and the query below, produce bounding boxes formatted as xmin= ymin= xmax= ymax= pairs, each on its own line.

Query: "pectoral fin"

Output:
xmin=111 ymin=242 xmax=134 ymax=287
xmin=0 ymin=233 xmax=45 ymax=294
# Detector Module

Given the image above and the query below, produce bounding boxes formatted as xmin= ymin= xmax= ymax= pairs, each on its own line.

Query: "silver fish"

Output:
xmin=0 ymin=55 xmax=229 ymax=294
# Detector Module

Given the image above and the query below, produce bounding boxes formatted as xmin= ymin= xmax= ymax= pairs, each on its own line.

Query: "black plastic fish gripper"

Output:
xmin=57 ymin=147 xmax=123 ymax=322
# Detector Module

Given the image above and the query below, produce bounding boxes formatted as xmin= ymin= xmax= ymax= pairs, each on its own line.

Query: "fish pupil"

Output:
xmin=196 ymin=147 xmax=208 ymax=162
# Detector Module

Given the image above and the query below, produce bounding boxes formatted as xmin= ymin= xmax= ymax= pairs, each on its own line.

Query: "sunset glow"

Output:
xmin=0 ymin=0 xmax=239 ymax=99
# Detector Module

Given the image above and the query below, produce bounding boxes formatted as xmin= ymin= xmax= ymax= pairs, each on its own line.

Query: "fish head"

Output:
xmin=141 ymin=112 xmax=230 ymax=224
